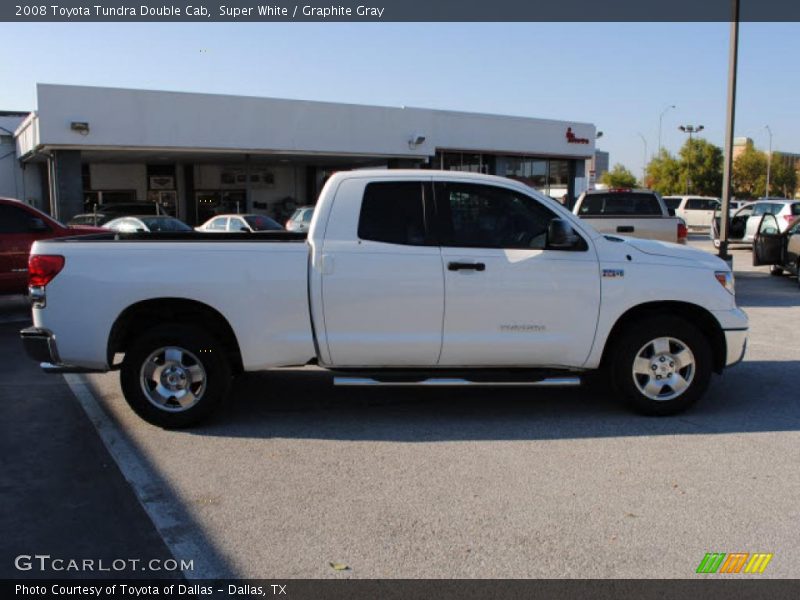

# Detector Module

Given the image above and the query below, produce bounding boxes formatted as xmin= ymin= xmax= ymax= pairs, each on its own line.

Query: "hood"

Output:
xmin=615 ymin=236 xmax=729 ymax=270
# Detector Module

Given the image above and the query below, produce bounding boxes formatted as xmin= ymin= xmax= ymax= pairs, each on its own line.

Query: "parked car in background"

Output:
xmin=0 ymin=197 xmax=104 ymax=295
xmin=196 ymin=214 xmax=284 ymax=233
xmin=285 ymin=206 xmax=315 ymax=233
xmin=68 ymin=202 xmax=164 ymax=226
xmin=104 ymin=215 xmax=192 ymax=233
xmin=573 ymin=188 xmax=687 ymax=243
xmin=662 ymin=196 xmax=721 ymax=230
xmin=711 ymin=198 xmax=800 ymax=248
xmin=752 ymin=213 xmax=800 ymax=283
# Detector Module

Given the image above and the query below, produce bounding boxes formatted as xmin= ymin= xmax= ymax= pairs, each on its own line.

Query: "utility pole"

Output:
xmin=678 ymin=124 xmax=705 ymax=194
xmin=658 ymin=105 xmax=676 ymax=155
xmin=719 ymin=0 xmax=739 ymax=262
xmin=764 ymin=124 xmax=773 ymax=198
xmin=637 ymin=133 xmax=648 ymax=186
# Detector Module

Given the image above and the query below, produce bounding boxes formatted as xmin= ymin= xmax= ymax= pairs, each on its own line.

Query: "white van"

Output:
xmin=663 ymin=196 xmax=721 ymax=230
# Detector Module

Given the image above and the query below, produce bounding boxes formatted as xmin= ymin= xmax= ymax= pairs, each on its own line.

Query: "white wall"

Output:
xmin=32 ymin=84 xmax=596 ymax=161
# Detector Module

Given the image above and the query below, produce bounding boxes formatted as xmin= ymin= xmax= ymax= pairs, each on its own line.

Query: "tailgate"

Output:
xmin=578 ymin=217 xmax=678 ymax=242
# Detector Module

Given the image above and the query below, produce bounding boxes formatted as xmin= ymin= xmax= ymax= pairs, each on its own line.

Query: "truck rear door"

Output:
xmin=316 ymin=178 xmax=445 ymax=366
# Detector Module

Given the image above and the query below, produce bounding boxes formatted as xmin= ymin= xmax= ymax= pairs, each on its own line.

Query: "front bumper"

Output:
xmin=724 ymin=329 xmax=748 ymax=367
xmin=20 ymin=327 xmax=105 ymax=374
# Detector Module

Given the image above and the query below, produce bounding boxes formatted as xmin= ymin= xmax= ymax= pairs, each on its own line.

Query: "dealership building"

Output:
xmin=8 ymin=84 xmax=596 ymax=224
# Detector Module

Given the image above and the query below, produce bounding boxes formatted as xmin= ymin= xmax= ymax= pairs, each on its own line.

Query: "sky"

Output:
xmin=1 ymin=21 xmax=798 ymax=177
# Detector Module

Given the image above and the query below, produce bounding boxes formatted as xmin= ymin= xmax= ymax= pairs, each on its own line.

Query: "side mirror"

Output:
xmin=547 ymin=218 xmax=579 ymax=250
xmin=28 ymin=218 xmax=50 ymax=232
xmin=667 ymin=208 xmax=676 ymax=217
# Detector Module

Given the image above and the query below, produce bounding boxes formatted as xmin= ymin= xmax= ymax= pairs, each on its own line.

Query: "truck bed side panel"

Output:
xmin=32 ymin=240 xmax=315 ymax=371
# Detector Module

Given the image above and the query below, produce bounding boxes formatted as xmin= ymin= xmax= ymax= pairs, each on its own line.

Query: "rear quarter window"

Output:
xmin=358 ymin=182 xmax=428 ymax=246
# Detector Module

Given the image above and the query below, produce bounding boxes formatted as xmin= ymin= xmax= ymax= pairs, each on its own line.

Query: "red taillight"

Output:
xmin=29 ymin=255 xmax=65 ymax=287
xmin=677 ymin=221 xmax=688 ymax=240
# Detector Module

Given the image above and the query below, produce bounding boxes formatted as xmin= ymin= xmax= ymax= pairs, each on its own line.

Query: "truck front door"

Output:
xmin=434 ymin=181 xmax=600 ymax=368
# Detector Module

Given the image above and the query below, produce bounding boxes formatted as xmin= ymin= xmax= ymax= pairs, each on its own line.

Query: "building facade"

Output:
xmin=12 ymin=84 xmax=597 ymax=223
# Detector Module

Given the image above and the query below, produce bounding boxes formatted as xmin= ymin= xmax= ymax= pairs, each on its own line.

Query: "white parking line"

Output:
xmin=63 ymin=374 xmax=230 ymax=579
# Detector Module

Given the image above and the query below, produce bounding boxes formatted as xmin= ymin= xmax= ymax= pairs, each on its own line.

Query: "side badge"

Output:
xmin=602 ymin=269 xmax=625 ymax=278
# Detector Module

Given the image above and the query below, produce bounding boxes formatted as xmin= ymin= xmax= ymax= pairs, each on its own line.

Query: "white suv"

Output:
xmin=663 ymin=196 xmax=721 ymax=230
xmin=711 ymin=198 xmax=800 ymax=247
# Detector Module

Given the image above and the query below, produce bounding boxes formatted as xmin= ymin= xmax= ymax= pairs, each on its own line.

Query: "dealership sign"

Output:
xmin=566 ymin=127 xmax=590 ymax=144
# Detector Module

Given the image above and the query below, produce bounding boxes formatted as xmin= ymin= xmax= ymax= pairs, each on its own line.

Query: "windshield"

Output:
xmin=244 ymin=215 xmax=283 ymax=231
xmin=139 ymin=217 xmax=192 ymax=232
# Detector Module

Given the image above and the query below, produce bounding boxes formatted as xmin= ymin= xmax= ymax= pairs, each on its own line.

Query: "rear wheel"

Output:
xmin=120 ymin=325 xmax=231 ymax=428
xmin=610 ymin=316 xmax=712 ymax=416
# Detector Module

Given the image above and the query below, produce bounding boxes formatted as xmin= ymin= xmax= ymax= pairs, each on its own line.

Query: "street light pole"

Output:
xmin=718 ymin=0 xmax=740 ymax=262
xmin=678 ymin=124 xmax=705 ymax=194
xmin=658 ymin=105 xmax=676 ymax=155
xmin=637 ymin=133 xmax=648 ymax=186
xmin=765 ymin=124 xmax=773 ymax=198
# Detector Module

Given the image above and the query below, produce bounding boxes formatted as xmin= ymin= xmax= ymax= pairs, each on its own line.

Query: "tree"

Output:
xmin=732 ymin=141 xmax=767 ymax=199
xmin=645 ymin=149 xmax=682 ymax=195
xmin=769 ymin=152 xmax=798 ymax=198
xmin=644 ymin=139 xmax=723 ymax=196
xmin=601 ymin=163 xmax=638 ymax=188
xmin=678 ymin=138 xmax=723 ymax=197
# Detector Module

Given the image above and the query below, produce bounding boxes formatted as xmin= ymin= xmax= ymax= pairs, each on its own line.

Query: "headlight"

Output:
xmin=715 ymin=270 xmax=735 ymax=295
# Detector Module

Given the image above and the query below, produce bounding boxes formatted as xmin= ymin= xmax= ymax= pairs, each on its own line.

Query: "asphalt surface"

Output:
xmin=0 ymin=297 xmax=180 ymax=579
xmin=3 ymin=236 xmax=799 ymax=579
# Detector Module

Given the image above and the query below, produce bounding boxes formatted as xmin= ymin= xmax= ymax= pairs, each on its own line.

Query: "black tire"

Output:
xmin=609 ymin=316 xmax=712 ymax=416
xmin=120 ymin=324 xmax=231 ymax=428
xmin=770 ymin=265 xmax=783 ymax=276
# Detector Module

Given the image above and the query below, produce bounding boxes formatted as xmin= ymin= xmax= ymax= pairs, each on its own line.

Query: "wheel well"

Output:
xmin=108 ymin=298 xmax=243 ymax=374
xmin=600 ymin=302 xmax=727 ymax=374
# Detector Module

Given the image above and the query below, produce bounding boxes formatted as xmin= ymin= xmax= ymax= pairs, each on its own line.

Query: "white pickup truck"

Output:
xmin=21 ymin=171 xmax=748 ymax=427
xmin=573 ymin=188 xmax=688 ymax=243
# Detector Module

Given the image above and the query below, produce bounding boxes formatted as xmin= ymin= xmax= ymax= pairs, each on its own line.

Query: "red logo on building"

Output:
xmin=566 ymin=127 xmax=590 ymax=144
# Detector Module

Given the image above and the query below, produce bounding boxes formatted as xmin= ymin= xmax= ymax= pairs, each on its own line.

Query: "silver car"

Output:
xmin=285 ymin=206 xmax=315 ymax=233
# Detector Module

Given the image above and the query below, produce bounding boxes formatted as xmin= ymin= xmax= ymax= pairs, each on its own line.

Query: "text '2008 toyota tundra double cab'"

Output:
xmin=21 ymin=171 xmax=748 ymax=427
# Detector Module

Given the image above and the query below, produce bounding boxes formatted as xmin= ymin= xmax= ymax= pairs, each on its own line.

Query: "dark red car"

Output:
xmin=0 ymin=197 xmax=105 ymax=295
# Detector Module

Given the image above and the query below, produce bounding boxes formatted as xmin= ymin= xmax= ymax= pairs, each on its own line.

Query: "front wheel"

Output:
xmin=120 ymin=325 xmax=231 ymax=428
xmin=610 ymin=316 xmax=712 ymax=415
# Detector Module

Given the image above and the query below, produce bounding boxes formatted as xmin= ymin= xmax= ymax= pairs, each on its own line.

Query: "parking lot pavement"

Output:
xmin=12 ymin=237 xmax=800 ymax=579
xmin=0 ymin=310 xmax=181 ymax=579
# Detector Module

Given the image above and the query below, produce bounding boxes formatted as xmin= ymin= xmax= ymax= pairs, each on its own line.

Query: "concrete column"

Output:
xmin=48 ymin=150 xmax=83 ymax=222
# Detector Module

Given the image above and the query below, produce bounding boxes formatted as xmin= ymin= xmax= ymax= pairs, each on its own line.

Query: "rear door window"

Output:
xmin=752 ymin=203 xmax=783 ymax=216
xmin=207 ymin=217 xmax=228 ymax=231
xmin=685 ymin=198 xmax=704 ymax=210
xmin=358 ymin=182 xmax=429 ymax=246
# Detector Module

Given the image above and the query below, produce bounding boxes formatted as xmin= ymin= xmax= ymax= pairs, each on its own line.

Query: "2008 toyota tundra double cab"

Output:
xmin=21 ymin=171 xmax=748 ymax=427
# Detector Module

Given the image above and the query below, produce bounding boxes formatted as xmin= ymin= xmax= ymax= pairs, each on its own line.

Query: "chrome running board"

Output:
xmin=333 ymin=376 xmax=581 ymax=387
